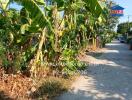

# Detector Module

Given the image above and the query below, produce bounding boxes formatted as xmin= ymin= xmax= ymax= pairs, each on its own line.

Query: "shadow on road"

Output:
xmin=56 ymin=40 xmax=132 ymax=100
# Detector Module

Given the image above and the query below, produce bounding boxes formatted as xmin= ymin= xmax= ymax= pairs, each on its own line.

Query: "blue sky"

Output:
xmin=113 ymin=0 xmax=132 ymax=23
xmin=10 ymin=3 xmax=21 ymax=10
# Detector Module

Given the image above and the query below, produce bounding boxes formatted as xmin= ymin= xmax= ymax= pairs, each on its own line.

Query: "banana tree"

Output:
xmin=0 ymin=0 xmax=111 ymax=76
xmin=16 ymin=0 xmax=106 ymax=70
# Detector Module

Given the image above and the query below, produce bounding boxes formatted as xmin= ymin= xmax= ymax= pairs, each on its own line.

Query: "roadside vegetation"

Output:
xmin=117 ymin=22 xmax=132 ymax=50
xmin=117 ymin=22 xmax=132 ymax=43
xmin=0 ymin=0 xmax=118 ymax=99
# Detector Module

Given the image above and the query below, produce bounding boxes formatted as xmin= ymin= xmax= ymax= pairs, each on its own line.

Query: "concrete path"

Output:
xmin=56 ymin=40 xmax=132 ymax=100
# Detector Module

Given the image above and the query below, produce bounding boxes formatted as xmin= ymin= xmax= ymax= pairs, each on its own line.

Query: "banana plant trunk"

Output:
xmin=52 ymin=4 xmax=59 ymax=52
xmin=92 ymin=35 xmax=97 ymax=50
xmin=31 ymin=28 xmax=46 ymax=77
xmin=36 ymin=28 xmax=46 ymax=62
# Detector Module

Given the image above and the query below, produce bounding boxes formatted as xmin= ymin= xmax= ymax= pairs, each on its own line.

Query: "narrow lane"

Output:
xmin=56 ymin=40 xmax=132 ymax=100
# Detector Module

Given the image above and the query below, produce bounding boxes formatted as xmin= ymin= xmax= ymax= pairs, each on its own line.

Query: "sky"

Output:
xmin=10 ymin=0 xmax=132 ymax=24
xmin=113 ymin=0 xmax=132 ymax=23
xmin=10 ymin=3 xmax=21 ymax=10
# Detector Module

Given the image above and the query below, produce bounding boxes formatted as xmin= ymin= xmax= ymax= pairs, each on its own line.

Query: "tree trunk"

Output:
xmin=31 ymin=28 xmax=46 ymax=77
xmin=52 ymin=4 xmax=59 ymax=52
xmin=36 ymin=28 xmax=46 ymax=63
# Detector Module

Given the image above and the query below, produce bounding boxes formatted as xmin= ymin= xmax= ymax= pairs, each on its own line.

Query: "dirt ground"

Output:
xmin=56 ymin=40 xmax=132 ymax=100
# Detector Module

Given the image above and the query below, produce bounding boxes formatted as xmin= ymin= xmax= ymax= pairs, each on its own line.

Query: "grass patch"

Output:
xmin=30 ymin=76 xmax=76 ymax=100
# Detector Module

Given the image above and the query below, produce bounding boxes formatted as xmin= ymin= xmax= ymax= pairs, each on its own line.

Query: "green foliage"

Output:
xmin=0 ymin=0 xmax=118 ymax=76
xmin=117 ymin=22 xmax=132 ymax=34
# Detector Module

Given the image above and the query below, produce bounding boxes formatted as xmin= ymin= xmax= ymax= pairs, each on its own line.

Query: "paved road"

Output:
xmin=56 ymin=40 xmax=132 ymax=100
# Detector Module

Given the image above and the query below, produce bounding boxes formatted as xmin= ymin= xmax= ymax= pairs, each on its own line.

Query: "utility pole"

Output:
xmin=126 ymin=15 xmax=132 ymax=39
xmin=127 ymin=15 xmax=130 ymax=39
